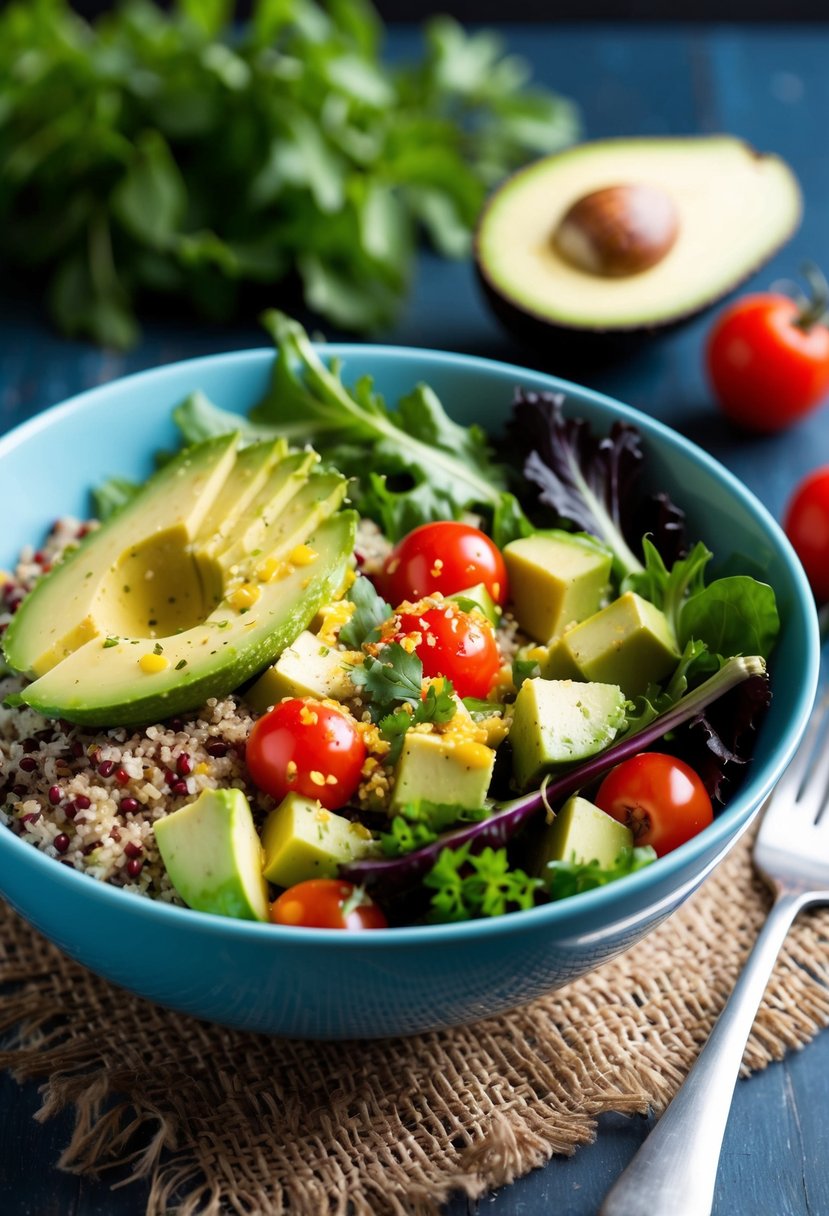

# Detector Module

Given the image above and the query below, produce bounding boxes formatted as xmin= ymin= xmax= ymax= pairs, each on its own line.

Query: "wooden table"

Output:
xmin=1 ymin=21 xmax=828 ymax=1216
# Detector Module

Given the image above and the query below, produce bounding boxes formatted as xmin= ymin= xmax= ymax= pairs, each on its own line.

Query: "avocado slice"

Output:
xmin=154 ymin=787 xmax=269 ymax=921
xmin=476 ymin=136 xmax=801 ymax=348
xmin=245 ymin=629 xmax=358 ymax=712
xmin=560 ymin=591 xmax=679 ymax=698
xmin=503 ymin=532 xmax=611 ymax=642
xmin=261 ymin=792 xmax=379 ymax=888
xmin=390 ymin=730 xmax=495 ymax=813
xmin=535 ymin=794 xmax=633 ymax=874
xmin=5 ymin=437 xmax=356 ymax=725
xmin=510 ymin=677 xmax=627 ymax=790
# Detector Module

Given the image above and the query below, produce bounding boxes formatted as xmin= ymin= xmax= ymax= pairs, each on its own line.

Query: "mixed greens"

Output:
xmin=0 ymin=0 xmax=578 ymax=347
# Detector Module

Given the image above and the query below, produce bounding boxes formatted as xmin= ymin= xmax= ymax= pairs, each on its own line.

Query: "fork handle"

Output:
xmin=600 ymin=888 xmax=815 ymax=1216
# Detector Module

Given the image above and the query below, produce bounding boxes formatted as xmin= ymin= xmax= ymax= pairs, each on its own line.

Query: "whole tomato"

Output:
xmin=393 ymin=603 xmax=501 ymax=699
xmin=270 ymin=879 xmax=388 ymax=930
xmin=246 ymin=698 xmax=365 ymax=810
xmin=380 ymin=521 xmax=508 ymax=607
xmin=594 ymin=752 xmax=713 ymax=858
xmin=784 ymin=466 xmax=829 ymax=602
xmin=707 ymin=268 xmax=829 ymax=433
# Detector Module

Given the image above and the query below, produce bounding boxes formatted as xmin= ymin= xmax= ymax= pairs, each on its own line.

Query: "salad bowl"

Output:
xmin=0 ymin=345 xmax=819 ymax=1038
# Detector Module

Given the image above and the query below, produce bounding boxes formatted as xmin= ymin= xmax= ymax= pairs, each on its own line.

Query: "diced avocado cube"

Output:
xmin=390 ymin=731 xmax=495 ymax=813
xmin=245 ymin=630 xmax=356 ymax=712
xmin=510 ymin=677 xmax=627 ymax=790
xmin=261 ymin=793 xmax=378 ymax=888
xmin=153 ymin=788 xmax=268 ymax=921
xmin=448 ymin=583 xmax=500 ymax=626
xmin=536 ymin=794 xmax=633 ymax=874
xmin=561 ymin=591 xmax=679 ymax=698
xmin=504 ymin=532 xmax=612 ymax=643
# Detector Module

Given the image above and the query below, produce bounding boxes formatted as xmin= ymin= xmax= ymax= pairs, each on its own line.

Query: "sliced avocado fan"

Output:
xmin=3 ymin=434 xmax=356 ymax=725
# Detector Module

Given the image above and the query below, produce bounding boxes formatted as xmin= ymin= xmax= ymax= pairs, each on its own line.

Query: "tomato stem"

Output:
xmin=792 ymin=263 xmax=829 ymax=332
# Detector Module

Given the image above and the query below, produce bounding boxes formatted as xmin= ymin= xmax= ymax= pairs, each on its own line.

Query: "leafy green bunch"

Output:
xmin=0 ymin=0 xmax=579 ymax=347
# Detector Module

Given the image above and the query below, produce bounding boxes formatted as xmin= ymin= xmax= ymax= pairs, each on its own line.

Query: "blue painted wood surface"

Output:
xmin=1 ymin=22 xmax=828 ymax=1216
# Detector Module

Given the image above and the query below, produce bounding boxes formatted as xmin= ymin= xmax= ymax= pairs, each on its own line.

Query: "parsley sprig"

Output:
xmin=424 ymin=845 xmax=543 ymax=922
xmin=543 ymin=846 xmax=657 ymax=900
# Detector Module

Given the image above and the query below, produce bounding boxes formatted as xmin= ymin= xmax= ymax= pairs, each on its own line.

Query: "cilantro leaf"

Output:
xmin=339 ymin=575 xmax=391 ymax=649
xmin=543 ymin=846 xmax=657 ymax=901
xmin=377 ymin=673 xmax=458 ymax=760
xmin=424 ymin=845 xmax=543 ymax=922
xmin=350 ymin=643 xmax=424 ymax=717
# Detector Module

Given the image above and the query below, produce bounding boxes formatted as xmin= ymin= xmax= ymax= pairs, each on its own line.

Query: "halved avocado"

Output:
xmin=475 ymin=136 xmax=801 ymax=353
xmin=3 ymin=436 xmax=356 ymax=725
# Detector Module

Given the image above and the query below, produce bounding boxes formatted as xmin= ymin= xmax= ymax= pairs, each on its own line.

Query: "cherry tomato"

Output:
xmin=380 ymin=522 xmax=508 ymax=607
xmin=784 ymin=466 xmax=829 ymax=602
xmin=246 ymin=698 xmax=365 ymax=810
xmin=270 ymin=878 xmax=388 ymax=930
xmin=594 ymin=752 xmax=713 ymax=858
xmin=707 ymin=281 xmax=829 ymax=433
xmin=393 ymin=604 xmax=501 ymax=699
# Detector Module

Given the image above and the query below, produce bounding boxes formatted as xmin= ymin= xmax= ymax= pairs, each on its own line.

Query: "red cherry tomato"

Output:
xmin=594 ymin=752 xmax=713 ymax=858
xmin=707 ymin=286 xmax=829 ymax=433
xmin=270 ymin=878 xmax=388 ymax=930
xmin=380 ymin=522 xmax=508 ymax=607
xmin=784 ymin=466 xmax=829 ymax=602
xmin=394 ymin=604 xmax=501 ymax=699
xmin=246 ymin=698 xmax=365 ymax=810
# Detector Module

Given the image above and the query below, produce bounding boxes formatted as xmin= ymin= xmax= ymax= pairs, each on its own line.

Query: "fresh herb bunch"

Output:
xmin=0 ymin=0 xmax=579 ymax=347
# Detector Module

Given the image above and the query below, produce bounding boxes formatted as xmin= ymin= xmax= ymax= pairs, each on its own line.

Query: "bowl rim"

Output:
xmin=0 ymin=342 xmax=820 ymax=945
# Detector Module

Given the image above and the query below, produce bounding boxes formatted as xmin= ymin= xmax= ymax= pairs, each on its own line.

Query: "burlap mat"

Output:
xmin=1 ymin=827 xmax=828 ymax=1216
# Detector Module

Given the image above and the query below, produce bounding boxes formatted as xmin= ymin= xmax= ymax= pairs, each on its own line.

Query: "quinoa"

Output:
xmin=0 ymin=679 xmax=272 ymax=902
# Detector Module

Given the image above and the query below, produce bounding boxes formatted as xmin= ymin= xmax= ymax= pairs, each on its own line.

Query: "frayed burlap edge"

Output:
xmin=1 ymin=829 xmax=828 ymax=1216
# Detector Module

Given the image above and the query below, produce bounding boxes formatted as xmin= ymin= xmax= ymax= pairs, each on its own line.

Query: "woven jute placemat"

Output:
xmin=1 ymin=829 xmax=828 ymax=1216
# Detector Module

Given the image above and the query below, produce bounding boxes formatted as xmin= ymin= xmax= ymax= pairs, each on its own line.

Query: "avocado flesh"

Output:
xmin=195 ymin=438 xmax=287 ymax=561
xmin=212 ymin=450 xmax=317 ymax=570
xmin=17 ymin=511 xmax=356 ymax=726
xmin=5 ymin=434 xmax=356 ymax=726
xmin=3 ymin=433 xmax=240 ymax=677
xmin=261 ymin=793 xmax=379 ymax=888
xmin=154 ymin=788 xmax=269 ymax=921
xmin=477 ymin=136 xmax=801 ymax=332
xmin=510 ymin=677 xmax=627 ymax=790
xmin=536 ymin=794 xmax=633 ymax=874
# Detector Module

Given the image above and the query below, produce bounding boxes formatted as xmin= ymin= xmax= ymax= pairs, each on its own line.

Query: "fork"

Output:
xmin=601 ymin=693 xmax=829 ymax=1216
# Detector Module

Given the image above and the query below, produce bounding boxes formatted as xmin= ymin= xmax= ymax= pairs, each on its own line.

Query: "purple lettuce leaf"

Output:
xmin=508 ymin=389 xmax=687 ymax=577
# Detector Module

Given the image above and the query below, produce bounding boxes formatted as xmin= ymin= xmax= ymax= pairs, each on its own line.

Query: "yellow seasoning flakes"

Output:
xmin=139 ymin=652 xmax=169 ymax=674
xmin=299 ymin=705 xmax=319 ymax=726
xmin=286 ymin=760 xmax=298 ymax=780
xmin=289 ymin=544 xmax=318 ymax=567
xmin=230 ymin=583 xmax=260 ymax=611
xmin=309 ymin=770 xmax=327 ymax=787
xmin=429 ymin=559 xmax=444 ymax=578
xmin=195 ymin=762 xmax=210 ymax=775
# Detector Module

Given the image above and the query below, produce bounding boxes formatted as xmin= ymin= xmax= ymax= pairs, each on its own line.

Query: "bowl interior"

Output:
xmin=0 ymin=345 xmax=820 ymax=941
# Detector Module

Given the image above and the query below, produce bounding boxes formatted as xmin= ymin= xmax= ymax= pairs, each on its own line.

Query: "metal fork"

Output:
xmin=601 ymin=694 xmax=829 ymax=1216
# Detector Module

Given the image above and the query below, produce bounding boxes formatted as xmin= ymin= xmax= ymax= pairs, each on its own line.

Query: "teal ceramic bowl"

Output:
xmin=0 ymin=347 xmax=819 ymax=1038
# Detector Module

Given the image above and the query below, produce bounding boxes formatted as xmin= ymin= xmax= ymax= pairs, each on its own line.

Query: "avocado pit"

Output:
xmin=553 ymin=183 xmax=679 ymax=278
